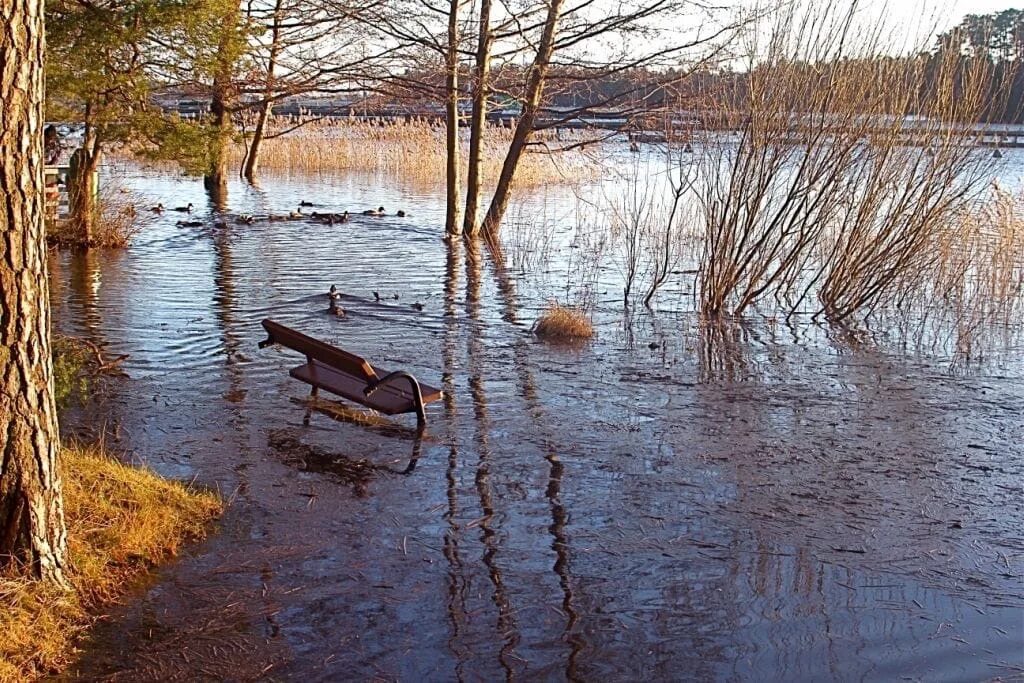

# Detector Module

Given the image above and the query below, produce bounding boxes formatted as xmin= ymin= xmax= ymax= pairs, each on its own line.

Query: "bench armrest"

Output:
xmin=364 ymin=371 xmax=427 ymax=429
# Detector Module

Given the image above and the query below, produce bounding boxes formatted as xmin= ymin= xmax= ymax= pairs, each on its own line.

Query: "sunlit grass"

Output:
xmin=0 ymin=444 xmax=222 ymax=681
xmin=533 ymin=302 xmax=595 ymax=341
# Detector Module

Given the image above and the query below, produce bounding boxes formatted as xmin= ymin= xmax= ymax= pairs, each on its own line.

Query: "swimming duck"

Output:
xmin=176 ymin=220 xmax=203 ymax=228
xmin=372 ymin=291 xmax=381 ymax=302
xmin=339 ymin=211 xmax=350 ymax=223
xmin=300 ymin=200 xmax=315 ymax=207
xmin=411 ymin=302 xmax=424 ymax=311
xmin=149 ymin=203 xmax=165 ymax=213
xmin=328 ymin=284 xmax=342 ymax=301
xmin=993 ymin=148 xmax=1003 ymax=159
xmin=396 ymin=210 xmax=407 ymax=217
xmin=236 ymin=214 xmax=255 ymax=224
xmin=173 ymin=203 xmax=194 ymax=213
xmin=362 ymin=206 xmax=385 ymax=216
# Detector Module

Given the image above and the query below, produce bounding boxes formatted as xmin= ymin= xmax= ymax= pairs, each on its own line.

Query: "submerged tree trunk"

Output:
xmin=205 ymin=11 xmax=238 ymax=202
xmin=68 ymin=118 xmax=100 ymax=246
xmin=444 ymin=0 xmax=463 ymax=236
xmin=462 ymin=0 xmax=492 ymax=237
xmin=205 ymin=79 xmax=232 ymax=201
xmin=0 ymin=0 xmax=70 ymax=587
xmin=242 ymin=0 xmax=283 ymax=184
xmin=480 ymin=0 xmax=564 ymax=239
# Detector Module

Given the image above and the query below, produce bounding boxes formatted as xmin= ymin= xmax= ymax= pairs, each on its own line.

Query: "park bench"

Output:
xmin=258 ymin=319 xmax=443 ymax=429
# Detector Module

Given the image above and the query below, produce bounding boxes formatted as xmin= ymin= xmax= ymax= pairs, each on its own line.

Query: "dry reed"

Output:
xmin=0 ymin=444 xmax=222 ymax=681
xmin=230 ymin=116 xmax=596 ymax=188
xmin=533 ymin=302 xmax=595 ymax=340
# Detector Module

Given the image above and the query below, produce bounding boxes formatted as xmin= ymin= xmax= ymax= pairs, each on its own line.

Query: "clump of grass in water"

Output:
xmin=533 ymin=303 xmax=594 ymax=341
xmin=0 ymin=444 xmax=222 ymax=680
xmin=47 ymin=180 xmax=151 ymax=249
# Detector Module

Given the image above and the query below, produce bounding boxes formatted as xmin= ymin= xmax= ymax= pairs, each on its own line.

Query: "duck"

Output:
xmin=396 ymin=210 xmax=407 ymax=218
xmin=299 ymin=200 xmax=315 ymax=207
xmin=176 ymin=220 xmax=203 ymax=228
xmin=362 ymin=206 xmax=385 ymax=216
xmin=339 ymin=211 xmax=350 ymax=223
xmin=289 ymin=208 xmax=304 ymax=219
xmin=149 ymin=203 xmax=165 ymax=213
xmin=993 ymin=148 xmax=1003 ymax=159
xmin=236 ymin=214 xmax=255 ymax=224
xmin=328 ymin=284 xmax=342 ymax=302
xmin=173 ymin=203 xmax=194 ymax=213
xmin=411 ymin=302 xmax=424 ymax=311
xmin=372 ymin=291 xmax=381 ymax=302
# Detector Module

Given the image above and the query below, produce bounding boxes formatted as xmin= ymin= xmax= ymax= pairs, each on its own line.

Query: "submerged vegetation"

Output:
xmin=533 ymin=303 xmax=595 ymax=341
xmin=0 ymin=444 xmax=221 ymax=681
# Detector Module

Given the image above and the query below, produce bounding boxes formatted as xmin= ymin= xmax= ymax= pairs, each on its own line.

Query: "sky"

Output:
xmin=880 ymin=0 xmax=1020 ymax=37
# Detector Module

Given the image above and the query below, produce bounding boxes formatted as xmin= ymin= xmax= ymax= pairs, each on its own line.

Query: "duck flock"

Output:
xmin=147 ymin=201 xmax=408 ymax=228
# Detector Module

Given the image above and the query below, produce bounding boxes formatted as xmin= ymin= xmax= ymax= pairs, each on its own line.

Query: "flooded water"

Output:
xmin=53 ymin=153 xmax=1024 ymax=681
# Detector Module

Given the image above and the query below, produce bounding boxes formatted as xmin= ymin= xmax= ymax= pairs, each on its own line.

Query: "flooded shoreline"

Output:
xmin=53 ymin=162 xmax=1023 ymax=680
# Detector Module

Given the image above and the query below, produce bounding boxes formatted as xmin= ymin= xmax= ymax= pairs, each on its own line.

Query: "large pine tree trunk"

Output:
xmin=444 ymin=0 xmax=462 ymax=237
xmin=0 ymin=0 xmax=70 ymax=587
xmin=462 ymin=0 xmax=492 ymax=237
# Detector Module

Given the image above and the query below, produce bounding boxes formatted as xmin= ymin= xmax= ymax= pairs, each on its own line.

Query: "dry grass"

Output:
xmin=533 ymin=302 xmax=595 ymax=341
xmin=48 ymin=181 xmax=151 ymax=249
xmin=0 ymin=444 xmax=222 ymax=681
xmin=229 ymin=116 xmax=596 ymax=188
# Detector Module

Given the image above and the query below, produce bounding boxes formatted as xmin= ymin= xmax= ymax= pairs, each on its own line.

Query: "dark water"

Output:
xmin=52 ymin=164 xmax=1023 ymax=681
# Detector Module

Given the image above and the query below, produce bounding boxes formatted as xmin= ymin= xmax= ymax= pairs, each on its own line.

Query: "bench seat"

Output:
xmin=290 ymin=360 xmax=443 ymax=416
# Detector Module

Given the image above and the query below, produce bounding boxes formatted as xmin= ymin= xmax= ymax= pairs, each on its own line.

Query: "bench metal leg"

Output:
xmin=303 ymin=385 xmax=318 ymax=426
xmin=363 ymin=371 xmax=428 ymax=430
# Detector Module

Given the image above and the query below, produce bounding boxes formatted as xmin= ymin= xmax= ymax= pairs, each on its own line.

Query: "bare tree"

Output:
xmin=1 ymin=0 xmax=69 ymax=586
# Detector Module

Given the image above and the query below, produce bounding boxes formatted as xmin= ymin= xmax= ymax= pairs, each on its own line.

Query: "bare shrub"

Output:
xmin=686 ymin=1 xmax=1001 ymax=321
xmin=48 ymin=179 xmax=151 ymax=248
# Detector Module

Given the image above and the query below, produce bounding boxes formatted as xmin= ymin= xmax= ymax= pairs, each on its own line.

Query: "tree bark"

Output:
xmin=444 ymin=0 xmax=463 ymax=236
xmin=205 ymin=78 xmax=231 ymax=204
xmin=462 ymin=0 xmax=492 ymax=237
xmin=205 ymin=13 xmax=238 ymax=204
xmin=68 ymin=119 xmax=100 ymax=246
xmin=242 ymin=0 xmax=283 ymax=184
xmin=480 ymin=0 xmax=564 ymax=238
xmin=0 ymin=0 xmax=70 ymax=587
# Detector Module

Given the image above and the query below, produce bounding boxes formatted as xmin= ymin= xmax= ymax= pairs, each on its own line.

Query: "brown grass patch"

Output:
xmin=0 ymin=444 xmax=222 ymax=681
xmin=533 ymin=303 xmax=595 ymax=341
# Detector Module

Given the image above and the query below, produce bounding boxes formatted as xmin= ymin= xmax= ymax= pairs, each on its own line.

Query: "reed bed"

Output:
xmin=231 ymin=116 xmax=597 ymax=187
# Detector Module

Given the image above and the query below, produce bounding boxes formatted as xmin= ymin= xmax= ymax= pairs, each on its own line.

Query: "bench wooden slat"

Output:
xmin=289 ymin=361 xmax=442 ymax=415
xmin=263 ymin=319 xmax=376 ymax=381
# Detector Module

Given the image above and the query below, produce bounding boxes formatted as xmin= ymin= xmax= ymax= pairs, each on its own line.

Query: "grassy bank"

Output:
xmin=0 ymin=445 xmax=222 ymax=681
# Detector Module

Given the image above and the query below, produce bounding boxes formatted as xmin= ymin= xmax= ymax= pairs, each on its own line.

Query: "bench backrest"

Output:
xmin=261 ymin=319 xmax=377 ymax=382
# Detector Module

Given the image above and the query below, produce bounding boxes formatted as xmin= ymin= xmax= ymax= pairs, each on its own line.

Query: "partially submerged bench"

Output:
xmin=258 ymin=319 xmax=442 ymax=428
